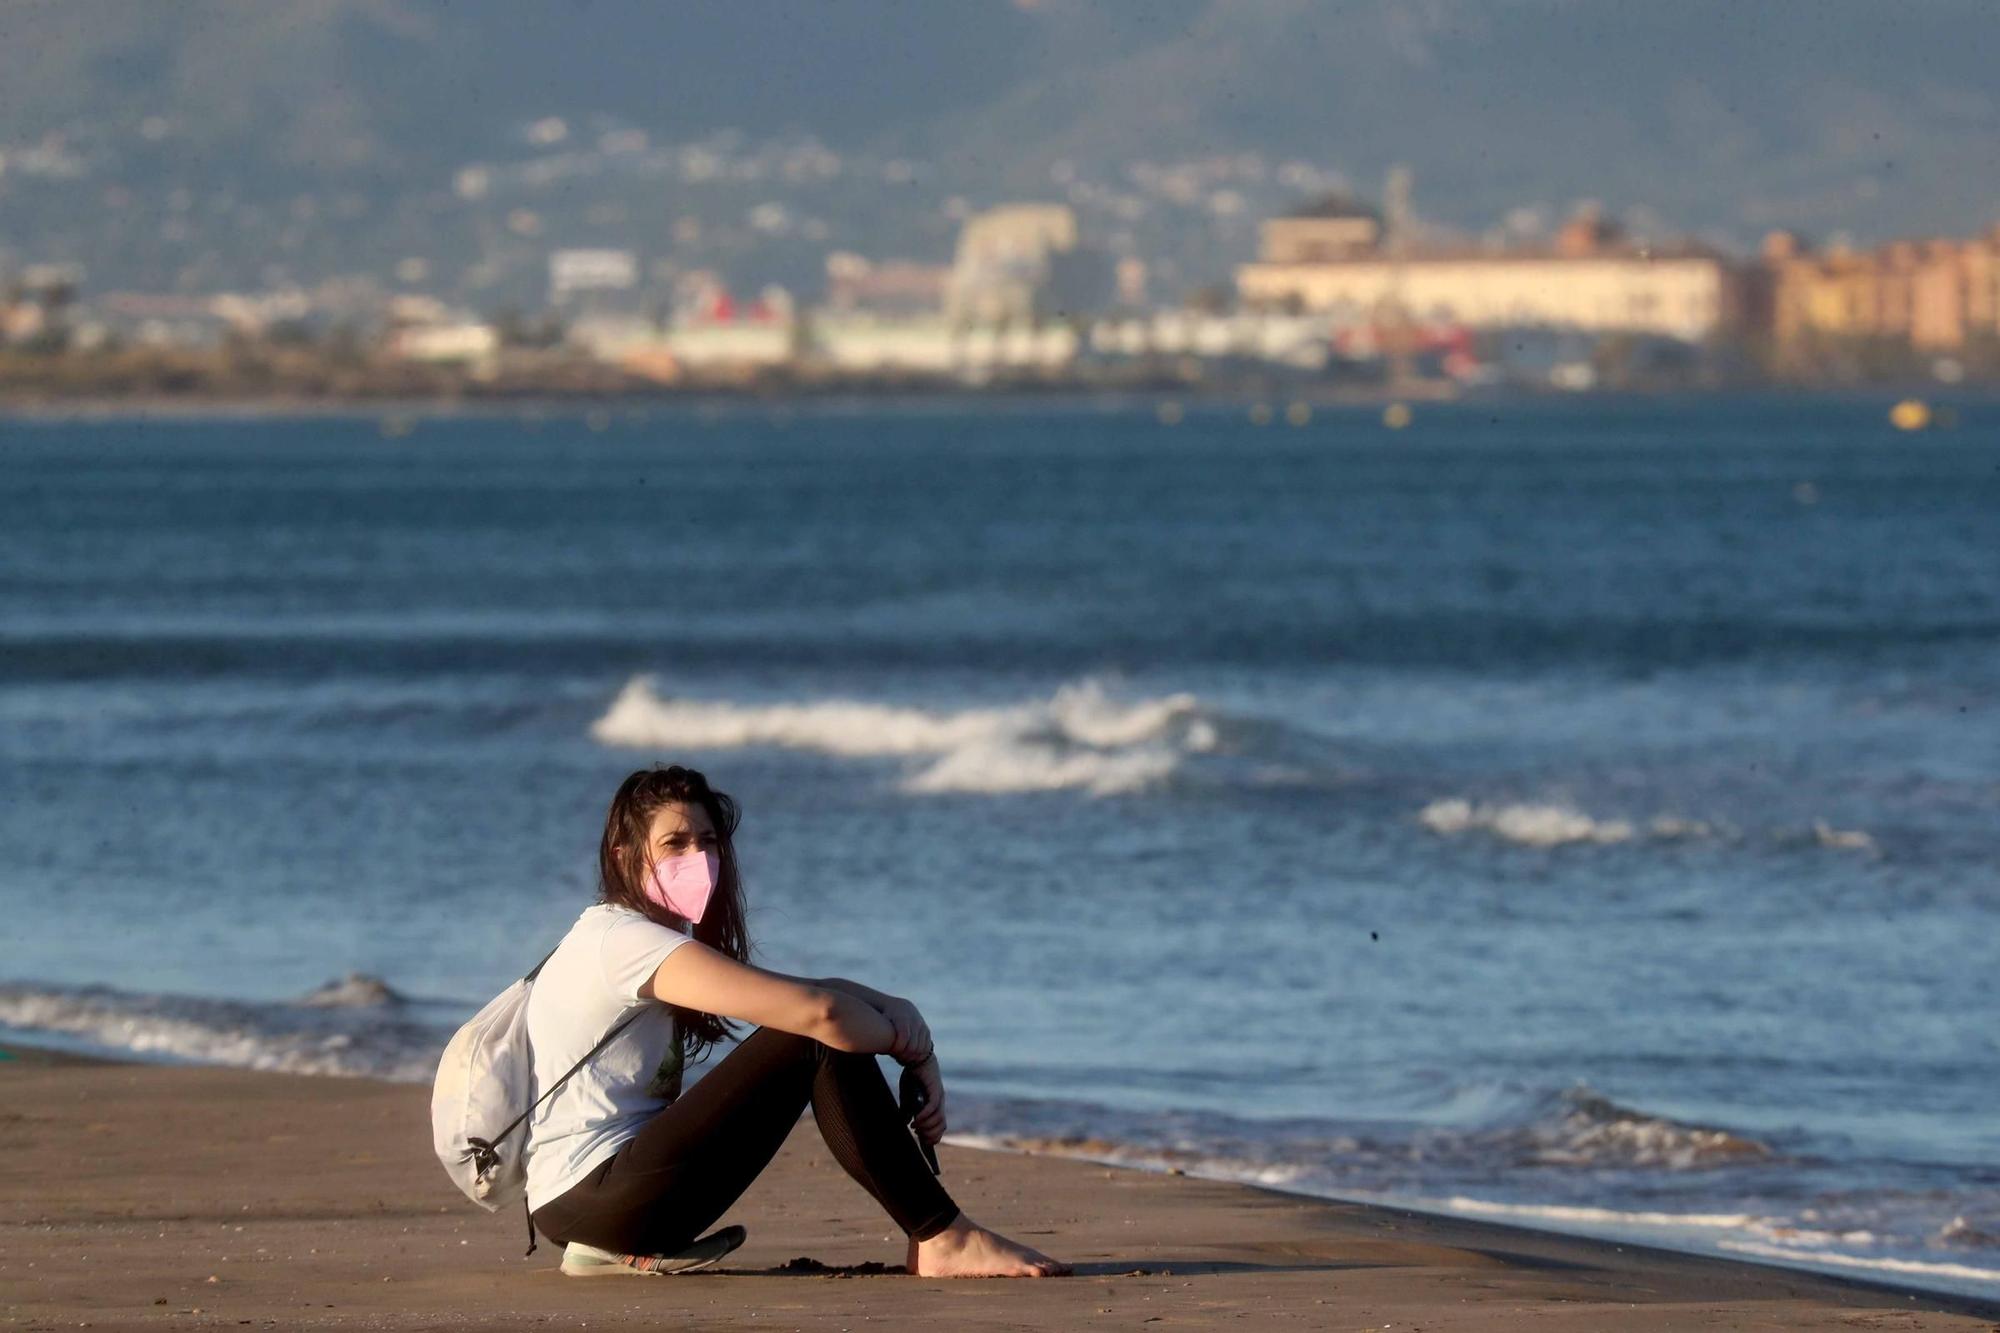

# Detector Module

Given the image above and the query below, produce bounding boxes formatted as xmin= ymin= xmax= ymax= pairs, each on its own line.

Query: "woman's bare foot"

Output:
xmin=907 ymin=1211 xmax=1072 ymax=1278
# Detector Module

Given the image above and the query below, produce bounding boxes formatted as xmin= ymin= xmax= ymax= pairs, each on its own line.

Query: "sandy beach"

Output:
xmin=4 ymin=1045 xmax=1995 ymax=1332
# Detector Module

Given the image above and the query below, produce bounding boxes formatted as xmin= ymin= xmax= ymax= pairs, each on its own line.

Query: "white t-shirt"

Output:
xmin=522 ymin=902 xmax=696 ymax=1214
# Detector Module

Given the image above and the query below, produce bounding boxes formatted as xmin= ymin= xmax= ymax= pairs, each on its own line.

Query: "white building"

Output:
xmin=944 ymin=204 xmax=1115 ymax=328
xmin=549 ymin=249 xmax=639 ymax=306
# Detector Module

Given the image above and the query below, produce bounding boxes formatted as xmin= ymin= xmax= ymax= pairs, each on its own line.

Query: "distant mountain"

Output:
xmin=2 ymin=0 xmax=1995 ymax=303
xmin=926 ymin=0 xmax=2000 ymax=236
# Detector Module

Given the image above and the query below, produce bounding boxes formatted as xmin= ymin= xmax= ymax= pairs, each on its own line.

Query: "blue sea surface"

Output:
xmin=2 ymin=394 xmax=1996 ymax=1296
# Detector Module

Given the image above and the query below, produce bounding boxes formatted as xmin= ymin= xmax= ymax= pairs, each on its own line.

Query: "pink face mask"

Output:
xmin=642 ymin=847 xmax=720 ymax=925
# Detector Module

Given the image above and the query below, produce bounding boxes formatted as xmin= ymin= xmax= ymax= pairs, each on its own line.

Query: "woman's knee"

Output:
xmin=789 ymin=1031 xmax=878 ymax=1076
xmin=739 ymin=1025 xmax=874 ymax=1079
xmin=815 ymin=1042 xmax=875 ymax=1069
xmin=746 ymin=1024 xmax=830 ymax=1064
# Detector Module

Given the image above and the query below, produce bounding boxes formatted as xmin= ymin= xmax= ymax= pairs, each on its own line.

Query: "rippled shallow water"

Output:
xmin=2 ymin=395 xmax=1996 ymax=1297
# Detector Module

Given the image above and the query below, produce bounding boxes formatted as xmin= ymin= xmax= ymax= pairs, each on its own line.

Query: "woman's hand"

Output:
xmin=878 ymin=996 xmax=933 ymax=1067
xmin=907 ymin=1053 xmax=946 ymax=1145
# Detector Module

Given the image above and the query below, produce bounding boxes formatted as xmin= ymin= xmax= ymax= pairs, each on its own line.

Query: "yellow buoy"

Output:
xmin=1383 ymin=401 xmax=1413 ymax=429
xmin=1156 ymin=400 xmax=1184 ymax=426
xmin=1249 ymin=402 xmax=1273 ymax=426
xmin=1889 ymin=398 xmax=1931 ymax=431
xmin=1285 ymin=401 xmax=1312 ymax=427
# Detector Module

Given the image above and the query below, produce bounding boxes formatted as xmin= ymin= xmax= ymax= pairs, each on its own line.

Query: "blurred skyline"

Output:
xmin=3 ymin=0 xmax=1998 ymax=300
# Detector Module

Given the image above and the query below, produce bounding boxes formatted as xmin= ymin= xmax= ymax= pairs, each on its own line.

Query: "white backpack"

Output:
xmin=430 ymin=946 xmax=639 ymax=1255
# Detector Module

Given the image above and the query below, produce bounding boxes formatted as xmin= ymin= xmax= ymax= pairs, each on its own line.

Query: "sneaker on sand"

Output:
xmin=559 ymin=1225 xmax=747 ymax=1277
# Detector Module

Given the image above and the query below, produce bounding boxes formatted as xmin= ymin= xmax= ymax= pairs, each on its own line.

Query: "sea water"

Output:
xmin=2 ymin=394 xmax=1996 ymax=1297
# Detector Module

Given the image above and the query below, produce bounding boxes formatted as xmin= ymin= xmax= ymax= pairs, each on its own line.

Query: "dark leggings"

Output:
xmin=529 ymin=1024 xmax=961 ymax=1254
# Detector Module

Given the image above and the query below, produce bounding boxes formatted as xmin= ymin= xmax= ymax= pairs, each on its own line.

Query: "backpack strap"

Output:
xmin=481 ymin=1005 xmax=643 ymax=1260
xmin=463 ymin=944 xmax=646 ymax=1179
xmin=523 ymin=945 xmax=561 ymax=983
xmin=469 ymin=1007 xmax=644 ymax=1169
xmin=468 ymin=939 xmax=649 ymax=1258
xmin=503 ymin=940 xmax=643 ymax=1142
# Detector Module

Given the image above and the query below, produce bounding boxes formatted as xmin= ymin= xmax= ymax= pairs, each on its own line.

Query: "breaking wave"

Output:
xmin=944 ymin=1087 xmax=1996 ymax=1299
xmin=959 ymin=1084 xmax=1772 ymax=1181
xmin=1504 ymin=1087 xmax=1771 ymax=1169
xmin=1418 ymin=798 xmax=1710 ymax=847
xmin=298 ymin=972 xmax=412 ymax=1008
xmin=590 ymin=675 xmax=1239 ymax=796
xmin=0 ymin=976 xmax=446 ymax=1081
xmin=1418 ymin=799 xmax=1877 ymax=854
xmin=1714 ymin=1241 xmax=2000 ymax=1287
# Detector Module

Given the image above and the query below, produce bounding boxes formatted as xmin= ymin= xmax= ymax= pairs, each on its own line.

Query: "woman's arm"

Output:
xmin=749 ymin=966 xmax=898 ymax=1011
xmin=816 ymin=975 xmax=899 ymax=1009
xmin=765 ymin=971 xmax=931 ymax=1064
xmin=641 ymin=942 xmax=899 ymax=1054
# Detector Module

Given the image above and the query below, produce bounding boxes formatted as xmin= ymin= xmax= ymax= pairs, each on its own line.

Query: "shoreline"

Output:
xmin=969 ymin=1137 xmax=2000 ymax=1306
xmin=5 ymin=1039 xmax=1996 ymax=1330
xmin=10 ymin=1029 xmax=1995 ymax=1307
xmin=2 ymin=381 xmax=1991 ymax=426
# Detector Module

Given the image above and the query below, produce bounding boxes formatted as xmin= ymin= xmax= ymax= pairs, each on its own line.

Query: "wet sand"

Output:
xmin=5 ymin=1045 xmax=1996 ymax=1331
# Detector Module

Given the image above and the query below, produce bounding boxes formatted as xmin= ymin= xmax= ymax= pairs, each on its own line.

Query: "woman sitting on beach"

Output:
xmin=524 ymin=763 xmax=1072 ymax=1279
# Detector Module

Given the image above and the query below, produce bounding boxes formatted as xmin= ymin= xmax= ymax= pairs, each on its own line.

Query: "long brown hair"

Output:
xmin=596 ymin=763 xmax=754 ymax=1066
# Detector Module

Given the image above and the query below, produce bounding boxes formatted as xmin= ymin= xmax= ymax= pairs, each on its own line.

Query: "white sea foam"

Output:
xmin=590 ymin=675 xmax=1217 ymax=796
xmin=1437 ymin=1197 xmax=1761 ymax=1229
xmin=1716 ymin=1240 xmax=2000 ymax=1285
xmin=0 ymin=981 xmax=442 ymax=1082
xmin=1420 ymin=798 xmax=1880 ymax=855
xmin=1418 ymin=799 xmax=1642 ymax=847
xmin=1646 ymin=816 xmax=1713 ymax=839
xmin=1812 ymin=820 xmax=1876 ymax=851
